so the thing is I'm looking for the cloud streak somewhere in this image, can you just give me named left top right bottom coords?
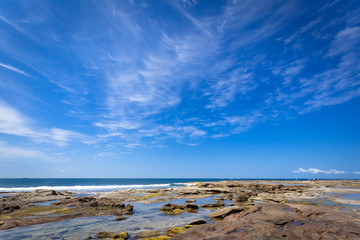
left=0, top=62, right=31, bottom=77
left=293, top=168, right=346, bottom=174
left=0, top=100, right=88, bottom=146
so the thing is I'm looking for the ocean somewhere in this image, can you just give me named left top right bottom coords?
left=0, top=178, right=231, bottom=193
left=0, top=178, right=307, bottom=193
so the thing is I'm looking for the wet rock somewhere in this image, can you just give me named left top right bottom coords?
left=166, top=226, right=186, bottom=237
left=209, top=206, right=244, bottom=219
left=97, top=231, right=128, bottom=239
left=143, top=235, right=171, bottom=240
left=185, top=199, right=196, bottom=203
left=185, top=203, right=199, bottom=213
left=213, top=196, right=225, bottom=202
left=97, top=231, right=112, bottom=238
left=115, top=215, right=126, bottom=221
left=185, top=203, right=198, bottom=209
left=200, top=202, right=225, bottom=209
left=124, top=204, right=134, bottom=215
left=233, top=193, right=251, bottom=202
left=135, top=230, right=160, bottom=238
left=0, top=204, right=21, bottom=214
left=0, top=221, right=4, bottom=225
left=223, top=194, right=233, bottom=200
left=111, top=231, right=128, bottom=239
left=126, top=204, right=134, bottom=211
left=34, top=189, right=58, bottom=195
left=187, top=219, right=206, bottom=225
left=197, top=183, right=217, bottom=188
left=160, top=203, right=185, bottom=215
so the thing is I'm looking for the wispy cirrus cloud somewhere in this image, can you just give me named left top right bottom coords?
left=1, top=0, right=359, bottom=148
left=0, top=141, right=70, bottom=162
left=293, top=168, right=346, bottom=174
left=0, top=141, right=46, bottom=159
left=0, top=100, right=88, bottom=146
left=0, top=62, right=31, bottom=77
left=88, top=0, right=360, bottom=146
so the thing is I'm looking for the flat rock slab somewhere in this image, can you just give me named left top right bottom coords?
left=200, top=203, right=225, bottom=209
left=209, top=206, right=244, bottom=219
left=135, top=230, right=160, bottom=238
left=172, top=203, right=360, bottom=240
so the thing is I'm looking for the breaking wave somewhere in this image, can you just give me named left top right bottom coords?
left=0, top=183, right=193, bottom=193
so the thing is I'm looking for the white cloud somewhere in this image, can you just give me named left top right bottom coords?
left=0, top=15, right=36, bottom=40
left=0, top=100, right=87, bottom=145
left=293, top=168, right=346, bottom=174
left=354, top=172, right=360, bottom=174
left=275, top=26, right=360, bottom=115
left=0, top=100, right=40, bottom=138
left=0, top=62, right=31, bottom=77
left=0, top=141, right=46, bottom=159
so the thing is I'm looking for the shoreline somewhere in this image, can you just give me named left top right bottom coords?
left=1, top=180, right=360, bottom=239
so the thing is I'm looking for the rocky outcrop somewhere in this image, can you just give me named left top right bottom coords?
left=0, top=192, right=134, bottom=230
left=166, top=226, right=186, bottom=237
left=115, top=215, right=126, bottom=221
left=209, top=206, right=244, bottom=219
left=184, top=219, right=207, bottom=228
left=172, top=203, right=360, bottom=240
left=200, top=202, right=225, bottom=209
left=159, top=203, right=199, bottom=215
left=160, top=203, right=185, bottom=216
left=187, top=219, right=206, bottom=225
left=135, top=230, right=160, bottom=238
left=233, top=192, right=253, bottom=203
left=97, top=231, right=128, bottom=239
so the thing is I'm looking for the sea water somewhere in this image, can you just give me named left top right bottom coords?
left=0, top=178, right=308, bottom=193
left=0, top=178, right=227, bottom=193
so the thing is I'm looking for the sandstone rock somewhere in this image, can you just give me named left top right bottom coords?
left=187, top=219, right=206, bottom=225
left=233, top=193, right=250, bottom=202
left=223, top=194, right=233, bottom=200
left=115, top=215, right=126, bottom=221
left=213, top=197, right=224, bottom=202
left=166, top=226, right=186, bottom=237
left=209, top=206, right=244, bottom=219
left=160, top=203, right=185, bottom=215
left=34, top=189, right=58, bottom=195
left=200, top=202, right=225, bottom=208
left=111, top=231, right=128, bottom=239
left=135, top=230, right=160, bottom=238
left=97, top=231, right=112, bottom=238
left=143, top=235, right=171, bottom=240
left=97, top=231, right=128, bottom=239
left=172, top=209, right=185, bottom=215
left=185, top=203, right=198, bottom=209
left=173, top=203, right=360, bottom=240
left=185, top=199, right=196, bottom=203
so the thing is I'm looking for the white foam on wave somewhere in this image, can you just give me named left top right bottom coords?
left=0, top=183, right=193, bottom=192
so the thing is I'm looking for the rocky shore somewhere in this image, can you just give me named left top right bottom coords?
left=0, top=180, right=359, bottom=239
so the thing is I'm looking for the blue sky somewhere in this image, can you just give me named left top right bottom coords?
left=0, top=0, right=359, bottom=178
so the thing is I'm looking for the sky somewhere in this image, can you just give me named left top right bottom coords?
left=0, top=0, right=359, bottom=178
